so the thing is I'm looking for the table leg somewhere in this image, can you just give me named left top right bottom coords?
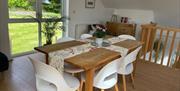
left=133, top=61, right=137, bottom=76
left=85, top=68, right=95, bottom=91
left=45, top=54, right=49, bottom=64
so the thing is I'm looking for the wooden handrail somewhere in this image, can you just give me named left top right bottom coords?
left=160, top=31, right=169, bottom=65
left=175, top=42, right=180, bottom=63
left=155, top=29, right=163, bottom=63
left=157, top=27, right=180, bottom=32
left=167, top=32, right=177, bottom=66
left=140, top=24, right=180, bottom=68
left=144, top=28, right=151, bottom=61
left=148, top=29, right=157, bottom=62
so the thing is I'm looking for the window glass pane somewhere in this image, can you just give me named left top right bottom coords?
left=42, top=0, right=61, bottom=18
left=9, top=23, right=38, bottom=54
left=42, top=22, right=63, bottom=45
left=8, top=0, right=36, bottom=18
left=8, top=0, right=64, bottom=56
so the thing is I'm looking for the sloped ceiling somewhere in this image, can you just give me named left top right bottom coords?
left=102, top=0, right=179, bottom=10
left=102, top=0, right=180, bottom=27
left=102, top=0, right=149, bottom=9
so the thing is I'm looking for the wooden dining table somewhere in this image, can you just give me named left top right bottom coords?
left=34, top=40, right=86, bottom=64
left=34, top=38, right=143, bottom=91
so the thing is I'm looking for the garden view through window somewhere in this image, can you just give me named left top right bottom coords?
left=8, top=0, right=63, bottom=55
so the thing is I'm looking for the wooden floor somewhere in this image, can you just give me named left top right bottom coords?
left=0, top=55, right=180, bottom=91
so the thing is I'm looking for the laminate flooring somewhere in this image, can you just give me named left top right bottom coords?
left=0, top=54, right=180, bottom=91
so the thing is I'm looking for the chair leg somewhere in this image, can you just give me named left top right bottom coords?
left=79, top=80, right=84, bottom=91
left=122, top=75, right=127, bottom=91
left=133, top=61, right=137, bottom=76
left=130, top=73, right=135, bottom=89
left=115, top=83, right=119, bottom=91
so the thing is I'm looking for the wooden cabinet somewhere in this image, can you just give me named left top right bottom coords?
left=106, top=22, right=136, bottom=36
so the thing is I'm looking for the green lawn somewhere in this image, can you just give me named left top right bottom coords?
left=9, top=9, right=60, bottom=18
left=9, top=10, right=62, bottom=55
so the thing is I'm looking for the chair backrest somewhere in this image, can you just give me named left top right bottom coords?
left=56, top=37, right=75, bottom=43
left=94, top=57, right=123, bottom=88
left=118, top=34, right=136, bottom=40
left=80, top=34, right=92, bottom=39
left=120, top=46, right=142, bottom=68
left=29, top=57, right=70, bottom=91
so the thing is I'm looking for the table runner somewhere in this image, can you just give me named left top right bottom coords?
left=107, top=37, right=126, bottom=44
left=49, top=37, right=128, bottom=73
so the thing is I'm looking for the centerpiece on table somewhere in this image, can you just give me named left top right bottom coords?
left=93, top=26, right=106, bottom=46
left=41, top=17, right=69, bottom=46
left=42, top=21, right=59, bottom=45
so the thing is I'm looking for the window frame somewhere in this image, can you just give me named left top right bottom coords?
left=8, top=0, right=65, bottom=56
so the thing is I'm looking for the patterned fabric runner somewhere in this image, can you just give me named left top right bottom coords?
left=104, top=45, right=128, bottom=56
left=49, top=37, right=128, bottom=73
left=107, top=37, right=127, bottom=44
left=49, top=43, right=94, bottom=73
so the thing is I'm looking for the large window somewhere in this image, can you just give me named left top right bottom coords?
left=8, top=0, right=63, bottom=55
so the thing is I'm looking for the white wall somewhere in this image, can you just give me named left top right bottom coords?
left=114, top=9, right=155, bottom=24
left=113, top=9, right=155, bottom=39
left=0, top=0, right=11, bottom=59
left=69, top=0, right=113, bottom=38
left=68, top=0, right=180, bottom=40
left=102, top=0, right=180, bottom=28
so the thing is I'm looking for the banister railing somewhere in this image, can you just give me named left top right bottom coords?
left=140, top=24, right=180, bottom=68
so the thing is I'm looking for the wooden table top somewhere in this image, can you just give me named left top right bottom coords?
left=65, top=48, right=121, bottom=70
left=113, top=39, right=143, bottom=52
left=34, top=40, right=86, bottom=54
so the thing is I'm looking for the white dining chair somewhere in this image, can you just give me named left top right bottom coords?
left=80, top=34, right=92, bottom=39
left=31, top=37, right=75, bottom=63
left=29, top=53, right=46, bottom=63
left=56, top=37, right=75, bottom=43
left=117, top=46, right=142, bottom=91
left=80, top=58, right=124, bottom=91
left=29, top=57, right=80, bottom=91
left=118, top=35, right=136, bottom=40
